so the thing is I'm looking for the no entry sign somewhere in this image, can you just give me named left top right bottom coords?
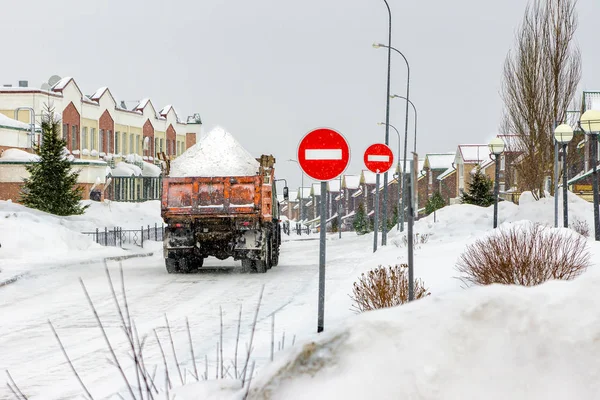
left=364, top=143, right=394, bottom=174
left=297, top=128, right=350, bottom=181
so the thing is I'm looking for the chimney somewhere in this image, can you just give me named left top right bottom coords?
left=18, top=80, right=28, bottom=88
left=120, top=101, right=127, bottom=110
left=3, top=84, right=12, bottom=87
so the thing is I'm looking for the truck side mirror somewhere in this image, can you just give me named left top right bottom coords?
left=283, top=186, right=289, bottom=201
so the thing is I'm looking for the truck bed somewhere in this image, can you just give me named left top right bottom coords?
left=161, top=175, right=272, bottom=219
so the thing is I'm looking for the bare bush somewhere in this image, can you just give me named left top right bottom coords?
left=570, top=217, right=590, bottom=238
left=456, top=222, right=591, bottom=286
left=350, top=264, right=430, bottom=313
left=394, top=232, right=431, bottom=248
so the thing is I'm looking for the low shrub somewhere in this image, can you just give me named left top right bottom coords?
left=350, top=264, right=430, bottom=313
left=456, top=222, right=591, bottom=287
left=570, top=217, right=590, bottom=238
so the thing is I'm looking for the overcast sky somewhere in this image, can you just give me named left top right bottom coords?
left=3, top=0, right=599, bottom=190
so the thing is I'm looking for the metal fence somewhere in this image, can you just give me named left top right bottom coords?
left=282, top=221, right=310, bottom=236
left=104, top=175, right=163, bottom=202
left=82, top=223, right=165, bottom=248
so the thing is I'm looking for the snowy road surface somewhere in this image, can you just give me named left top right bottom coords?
left=0, top=232, right=379, bottom=399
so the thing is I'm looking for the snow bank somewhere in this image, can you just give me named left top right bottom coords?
left=0, top=148, right=40, bottom=162
left=169, top=126, right=260, bottom=177
left=0, top=113, right=31, bottom=130
left=248, top=270, right=600, bottom=400
left=111, top=161, right=142, bottom=177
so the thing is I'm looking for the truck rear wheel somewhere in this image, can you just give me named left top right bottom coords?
left=165, top=253, right=203, bottom=274
left=254, top=259, right=267, bottom=273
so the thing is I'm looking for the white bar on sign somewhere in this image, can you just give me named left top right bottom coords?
left=368, top=155, right=390, bottom=162
left=305, top=149, right=343, bottom=160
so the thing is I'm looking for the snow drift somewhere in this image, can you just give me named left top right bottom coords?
left=246, top=270, right=600, bottom=400
left=169, top=126, right=260, bottom=177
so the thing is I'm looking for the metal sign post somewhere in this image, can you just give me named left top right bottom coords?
left=297, top=127, right=350, bottom=333
left=364, top=143, right=394, bottom=253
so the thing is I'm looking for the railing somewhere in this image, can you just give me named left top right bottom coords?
left=82, top=223, right=165, bottom=248
left=104, top=175, right=163, bottom=202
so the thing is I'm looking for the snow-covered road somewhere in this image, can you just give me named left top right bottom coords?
left=0, top=232, right=374, bottom=399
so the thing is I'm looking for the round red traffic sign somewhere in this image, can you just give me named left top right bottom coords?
left=297, top=128, right=350, bottom=181
left=364, top=143, right=394, bottom=174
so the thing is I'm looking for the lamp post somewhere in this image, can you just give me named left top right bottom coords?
left=287, top=159, right=304, bottom=235
left=488, top=137, right=505, bottom=229
left=391, top=94, right=418, bottom=221
left=373, top=43, right=410, bottom=239
left=554, top=124, right=574, bottom=228
left=580, top=110, right=600, bottom=241
left=378, top=122, right=401, bottom=230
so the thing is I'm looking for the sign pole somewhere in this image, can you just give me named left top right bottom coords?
left=318, top=180, right=327, bottom=333
left=296, top=127, right=350, bottom=333
left=373, top=173, right=380, bottom=253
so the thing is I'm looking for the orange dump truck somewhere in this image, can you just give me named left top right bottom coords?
left=160, top=155, right=288, bottom=273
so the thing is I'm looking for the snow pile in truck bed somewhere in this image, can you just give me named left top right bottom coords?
left=169, top=126, right=260, bottom=177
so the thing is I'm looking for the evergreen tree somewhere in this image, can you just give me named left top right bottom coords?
left=353, top=202, right=371, bottom=235
left=460, top=167, right=495, bottom=207
left=387, top=204, right=399, bottom=230
left=21, top=107, right=88, bottom=216
left=425, top=191, right=446, bottom=215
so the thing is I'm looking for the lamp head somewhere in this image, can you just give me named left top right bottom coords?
left=580, top=110, right=600, bottom=135
left=554, top=123, right=574, bottom=144
left=488, top=137, right=505, bottom=155
left=372, top=43, right=384, bottom=49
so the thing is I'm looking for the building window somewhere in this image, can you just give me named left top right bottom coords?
left=428, top=171, right=432, bottom=185
left=63, top=124, right=68, bottom=140
left=99, top=129, right=104, bottom=153
left=71, top=125, right=77, bottom=151
left=155, top=138, right=159, bottom=156
left=122, top=132, right=127, bottom=153
left=91, top=128, right=96, bottom=150
left=115, top=131, right=120, bottom=154
left=107, top=130, right=112, bottom=153
left=136, top=135, right=140, bottom=154
left=82, top=127, right=88, bottom=149
left=129, top=135, right=134, bottom=155
left=160, top=138, right=164, bottom=153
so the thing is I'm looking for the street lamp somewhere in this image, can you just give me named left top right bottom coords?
left=378, top=121, right=401, bottom=230
left=374, top=0, right=392, bottom=248
left=489, top=137, right=505, bottom=229
left=287, top=159, right=304, bottom=235
left=554, top=124, right=574, bottom=228
left=373, top=42, right=410, bottom=241
left=579, top=110, right=600, bottom=241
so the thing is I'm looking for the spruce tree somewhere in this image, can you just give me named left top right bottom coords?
left=460, top=167, right=495, bottom=207
left=425, top=191, right=446, bottom=215
left=20, top=107, right=88, bottom=216
left=353, top=202, right=370, bottom=235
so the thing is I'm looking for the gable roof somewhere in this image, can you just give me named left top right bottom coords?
left=328, top=180, right=341, bottom=192
left=91, top=87, right=109, bottom=101
left=51, top=76, right=75, bottom=92
left=424, top=153, right=455, bottom=170
left=437, top=166, right=456, bottom=181
left=343, top=175, right=361, bottom=190
left=134, top=98, right=151, bottom=111
left=361, top=170, right=378, bottom=185
left=457, top=144, right=489, bottom=163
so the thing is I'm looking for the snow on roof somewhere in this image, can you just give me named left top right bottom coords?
left=0, top=148, right=40, bottom=162
left=0, top=113, right=32, bottom=130
left=135, top=98, right=151, bottom=111
left=297, top=187, right=311, bottom=199
left=344, top=175, right=361, bottom=189
left=141, top=161, right=162, bottom=177
left=328, top=180, right=341, bottom=192
left=362, top=170, right=377, bottom=185
left=111, top=161, right=142, bottom=177
left=399, top=158, right=425, bottom=174
left=458, top=145, right=489, bottom=163
left=311, top=183, right=322, bottom=196
left=426, top=153, right=455, bottom=170
left=91, top=86, right=108, bottom=100
left=169, top=126, right=260, bottom=178
left=51, top=76, right=73, bottom=91
left=159, top=104, right=174, bottom=116
left=437, top=166, right=456, bottom=181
